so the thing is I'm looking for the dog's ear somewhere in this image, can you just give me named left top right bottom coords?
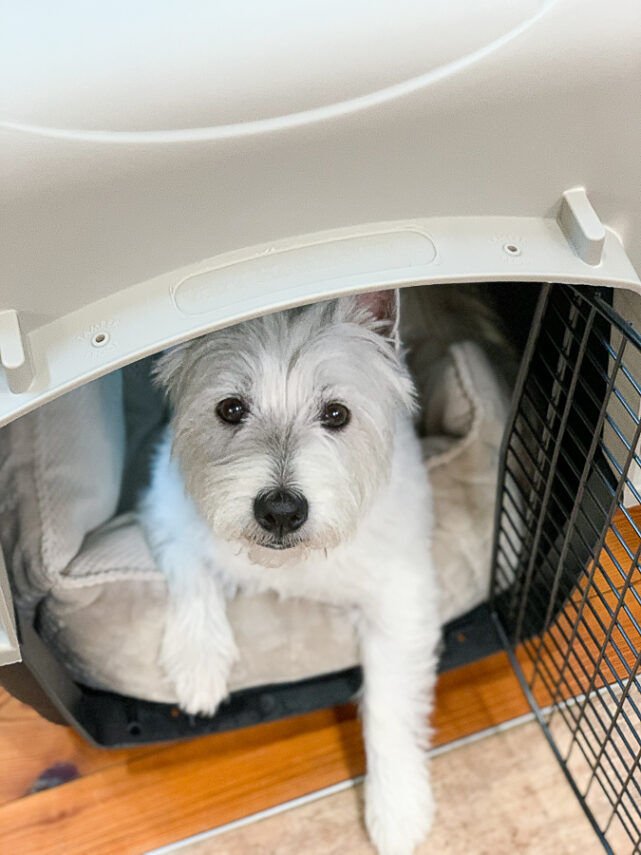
left=354, top=289, right=401, bottom=353
left=152, top=340, right=193, bottom=397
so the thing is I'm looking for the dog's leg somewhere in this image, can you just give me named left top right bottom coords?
left=157, top=543, right=238, bottom=717
left=358, top=580, right=439, bottom=855
left=141, top=435, right=238, bottom=717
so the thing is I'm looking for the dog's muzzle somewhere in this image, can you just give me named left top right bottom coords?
left=253, top=488, right=308, bottom=545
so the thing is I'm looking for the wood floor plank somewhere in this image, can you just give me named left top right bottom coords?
left=0, top=715, right=366, bottom=855
left=432, top=650, right=530, bottom=744
left=0, top=700, right=356, bottom=808
left=0, top=690, right=152, bottom=807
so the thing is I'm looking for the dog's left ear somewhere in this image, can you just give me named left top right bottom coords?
left=355, top=289, right=401, bottom=353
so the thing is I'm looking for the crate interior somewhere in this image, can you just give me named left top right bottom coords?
left=2, top=281, right=541, bottom=747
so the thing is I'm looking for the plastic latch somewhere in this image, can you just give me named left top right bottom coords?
left=0, top=309, right=34, bottom=394
left=558, top=188, right=606, bottom=266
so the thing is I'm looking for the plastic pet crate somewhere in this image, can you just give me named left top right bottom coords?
left=3, top=2, right=641, bottom=847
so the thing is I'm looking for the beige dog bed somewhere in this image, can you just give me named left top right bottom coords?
left=0, top=288, right=514, bottom=705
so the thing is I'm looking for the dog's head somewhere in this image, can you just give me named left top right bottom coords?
left=155, top=291, right=415, bottom=562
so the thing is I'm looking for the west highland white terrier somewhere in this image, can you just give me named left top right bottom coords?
left=141, top=290, right=440, bottom=855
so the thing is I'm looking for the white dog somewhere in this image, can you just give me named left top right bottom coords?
left=141, top=290, right=440, bottom=855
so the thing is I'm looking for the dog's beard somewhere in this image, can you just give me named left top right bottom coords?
left=244, top=527, right=306, bottom=556
left=244, top=540, right=312, bottom=568
left=223, top=520, right=350, bottom=569
left=240, top=524, right=340, bottom=568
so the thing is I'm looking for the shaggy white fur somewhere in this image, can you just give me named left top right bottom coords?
left=140, top=291, right=440, bottom=855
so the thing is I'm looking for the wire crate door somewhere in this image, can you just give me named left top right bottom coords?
left=491, top=283, right=641, bottom=855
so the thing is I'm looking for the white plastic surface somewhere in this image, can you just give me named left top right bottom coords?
left=1, top=0, right=641, bottom=422
left=1, top=1, right=544, bottom=133
left=0, top=547, right=20, bottom=666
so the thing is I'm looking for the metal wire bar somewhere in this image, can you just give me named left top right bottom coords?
left=505, top=421, right=641, bottom=629
left=548, top=341, right=641, bottom=718
left=531, top=333, right=627, bottom=688
left=565, top=544, right=641, bottom=765
left=523, top=540, right=641, bottom=706
left=498, top=503, right=641, bottom=671
left=588, top=648, right=641, bottom=802
left=519, top=597, right=641, bottom=760
left=491, top=284, right=641, bottom=854
left=492, top=614, right=617, bottom=855
left=513, top=576, right=641, bottom=756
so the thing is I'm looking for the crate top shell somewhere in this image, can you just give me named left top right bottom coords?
left=1, top=0, right=641, bottom=424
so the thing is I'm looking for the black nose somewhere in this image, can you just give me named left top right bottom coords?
left=254, top=489, right=308, bottom=536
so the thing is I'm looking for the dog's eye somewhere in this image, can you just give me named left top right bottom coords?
left=320, top=402, right=350, bottom=430
left=216, top=397, right=247, bottom=425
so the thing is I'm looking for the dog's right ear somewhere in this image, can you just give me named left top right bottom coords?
left=152, top=341, right=193, bottom=396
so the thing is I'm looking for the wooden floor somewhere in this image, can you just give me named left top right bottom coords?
left=0, top=650, right=531, bottom=855
left=2, top=507, right=640, bottom=854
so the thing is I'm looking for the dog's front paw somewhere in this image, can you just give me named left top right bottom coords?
left=364, top=763, right=434, bottom=855
left=160, top=625, right=238, bottom=717
left=168, top=660, right=230, bottom=717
